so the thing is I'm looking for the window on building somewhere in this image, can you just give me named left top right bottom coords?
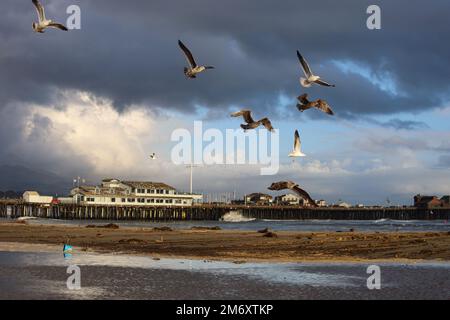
left=165, top=199, right=172, bottom=204
left=111, top=198, right=116, bottom=203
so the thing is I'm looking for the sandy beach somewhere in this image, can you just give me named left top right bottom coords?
left=0, top=222, right=449, bottom=262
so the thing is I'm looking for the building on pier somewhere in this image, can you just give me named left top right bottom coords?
left=23, top=191, right=54, bottom=204
left=70, top=178, right=202, bottom=206
left=244, top=193, right=273, bottom=205
left=274, top=193, right=303, bottom=206
left=315, top=199, right=328, bottom=207
left=414, top=194, right=450, bottom=209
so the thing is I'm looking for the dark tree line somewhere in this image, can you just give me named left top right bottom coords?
left=0, top=191, right=22, bottom=199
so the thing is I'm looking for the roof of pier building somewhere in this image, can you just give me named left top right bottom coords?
left=122, top=181, right=176, bottom=191
left=246, top=193, right=272, bottom=198
left=74, top=186, right=131, bottom=197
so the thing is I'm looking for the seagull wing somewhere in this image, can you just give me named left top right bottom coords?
left=178, top=40, right=197, bottom=68
left=317, top=100, right=334, bottom=115
left=49, top=22, right=68, bottom=31
left=291, top=185, right=318, bottom=207
left=260, top=118, right=274, bottom=132
left=293, top=130, right=301, bottom=152
left=268, top=181, right=289, bottom=191
left=32, top=0, right=45, bottom=22
left=231, top=110, right=255, bottom=124
left=297, top=51, right=312, bottom=78
left=314, top=79, right=335, bottom=87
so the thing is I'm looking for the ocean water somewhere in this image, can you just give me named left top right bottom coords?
left=2, top=213, right=449, bottom=233
left=0, top=251, right=448, bottom=300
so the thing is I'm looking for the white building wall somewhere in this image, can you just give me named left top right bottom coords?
left=23, top=192, right=53, bottom=204
left=77, top=194, right=197, bottom=206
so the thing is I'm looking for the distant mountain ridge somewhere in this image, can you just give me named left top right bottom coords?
left=0, top=165, right=70, bottom=195
left=0, top=190, right=22, bottom=199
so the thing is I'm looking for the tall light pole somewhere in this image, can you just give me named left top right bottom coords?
left=185, top=164, right=199, bottom=194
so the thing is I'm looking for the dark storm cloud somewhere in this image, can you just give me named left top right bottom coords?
left=1, top=0, right=450, bottom=115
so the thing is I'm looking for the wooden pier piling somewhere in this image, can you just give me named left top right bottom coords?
left=0, top=203, right=449, bottom=221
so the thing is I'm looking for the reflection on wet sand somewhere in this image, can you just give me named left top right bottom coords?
left=0, top=250, right=449, bottom=300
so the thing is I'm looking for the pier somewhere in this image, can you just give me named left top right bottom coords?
left=1, top=203, right=449, bottom=221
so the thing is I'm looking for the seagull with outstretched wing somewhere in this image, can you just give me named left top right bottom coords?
left=231, top=110, right=274, bottom=132
left=178, top=40, right=214, bottom=79
left=296, top=94, right=334, bottom=115
left=32, top=0, right=68, bottom=33
left=297, top=51, right=335, bottom=88
left=268, top=181, right=318, bottom=207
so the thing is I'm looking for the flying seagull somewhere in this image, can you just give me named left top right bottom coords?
left=149, top=153, right=157, bottom=160
left=231, top=110, right=274, bottom=132
left=178, top=40, right=214, bottom=79
left=32, top=0, right=68, bottom=33
left=289, top=130, right=306, bottom=158
left=297, top=51, right=335, bottom=88
left=268, top=181, right=318, bottom=207
left=297, top=94, right=334, bottom=115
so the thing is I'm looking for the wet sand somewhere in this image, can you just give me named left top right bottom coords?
left=0, top=222, right=449, bottom=262
left=1, top=253, right=449, bottom=300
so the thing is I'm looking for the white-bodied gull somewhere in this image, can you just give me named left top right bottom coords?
left=178, top=40, right=214, bottom=79
left=32, top=0, right=68, bottom=33
left=289, top=130, right=306, bottom=158
left=297, top=51, right=335, bottom=88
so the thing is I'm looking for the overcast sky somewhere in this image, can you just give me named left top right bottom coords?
left=1, top=0, right=449, bottom=204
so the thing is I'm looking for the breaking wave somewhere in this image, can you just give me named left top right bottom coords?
left=221, top=211, right=256, bottom=222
